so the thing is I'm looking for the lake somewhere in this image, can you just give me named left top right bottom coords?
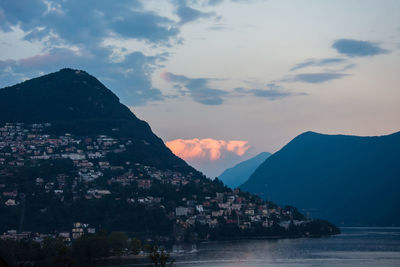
left=99, top=227, right=400, bottom=266
left=173, top=227, right=400, bottom=266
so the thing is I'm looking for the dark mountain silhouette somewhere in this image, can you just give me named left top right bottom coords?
left=219, top=152, right=271, bottom=188
left=240, top=131, right=400, bottom=226
left=0, top=68, right=194, bottom=172
left=0, top=70, right=339, bottom=240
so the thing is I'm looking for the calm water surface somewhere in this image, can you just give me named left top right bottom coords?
left=101, top=228, right=400, bottom=266
left=173, top=227, right=400, bottom=266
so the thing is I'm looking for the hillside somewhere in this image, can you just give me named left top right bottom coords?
left=0, top=70, right=338, bottom=241
left=240, top=131, right=400, bottom=226
left=0, top=68, right=194, bottom=173
left=219, top=152, right=271, bottom=188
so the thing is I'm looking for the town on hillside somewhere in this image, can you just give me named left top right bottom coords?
left=0, top=122, right=332, bottom=244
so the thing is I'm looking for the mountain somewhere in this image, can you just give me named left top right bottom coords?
left=240, top=131, right=400, bottom=226
left=219, top=152, right=271, bottom=188
left=0, top=70, right=338, bottom=241
left=0, top=68, right=194, bottom=173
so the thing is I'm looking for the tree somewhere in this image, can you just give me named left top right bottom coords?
left=108, top=232, right=128, bottom=256
left=42, top=237, right=72, bottom=267
left=147, top=245, right=175, bottom=267
left=72, top=233, right=109, bottom=263
left=130, top=238, right=142, bottom=255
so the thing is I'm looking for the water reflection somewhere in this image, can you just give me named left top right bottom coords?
left=96, top=228, right=400, bottom=266
left=174, top=228, right=400, bottom=267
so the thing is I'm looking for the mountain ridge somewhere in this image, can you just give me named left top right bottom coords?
left=0, top=68, right=135, bottom=122
left=240, top=130, right=400, bottom=226
left=0, top=68, right=196, bottom=173
left=0, top=69, right=339, bottom=241
left=219, top=152, right=271, bottom=188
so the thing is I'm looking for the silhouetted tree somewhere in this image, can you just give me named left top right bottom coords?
left=147, top=245, right=175, bottom=267
left=108, top=232, right=128, bottom=256
left=130, top=238, right=142, bottom=255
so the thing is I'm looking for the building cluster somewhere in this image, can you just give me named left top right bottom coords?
left=0, top=123, right=194, bottom=203
left=0, top=123, right=305, bottom=241
left=173, top=190, right=290, bottom=231
left=0, top=222, right=95, bottom=243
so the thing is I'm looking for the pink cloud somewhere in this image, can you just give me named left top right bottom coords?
left=166, top=138, right=250, bottom=161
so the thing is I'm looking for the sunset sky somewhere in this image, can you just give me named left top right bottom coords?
left=1, top=0, right=399, bottom=177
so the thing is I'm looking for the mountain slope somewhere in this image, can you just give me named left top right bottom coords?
left=0, top=69, right=339, bottom=239
left=240, top=131, right=400, bottom=226
left=219, top=152, right=271, bottom=188
left=0, top=68, right=194, bottom=173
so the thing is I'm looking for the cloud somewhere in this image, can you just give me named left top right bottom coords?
left=161, top=71, right=228, bottom=105
left=287, top=73, right=348, bottom=84
left=166, top=138, right=250, bottom=161
left=332, top=39, right=389, bottom=57
left=207, top=0, right=225, bottom=6
left=208, top=23, right=230, bottom=31
left=166, top=137, right=253, bottom=178
left=0, top=47, right=164, bottom=106
left=163, top=72, right=305, bottom=103
left=0, top=0, right=221, bottom=105
left=249, top=83, right=306, bottom=100
left=250, top=89, right=294, bottom=99
left=290, top=58, right=348, bottom=71
left=0, top=0, right=272, bottom=106
left=285, top=39, right=388, bottom=86
left=176, top=2, right=215, bottom=25
left=110, top=11, right=179, bottom=42
left=235, top=83, right=306, bottom=100
left=0, top=0, right=181, bottom=44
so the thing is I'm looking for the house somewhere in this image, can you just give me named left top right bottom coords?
left=208, top=219, right=218, bottom=228
left=212, top=210, right=223, bottom=217
left=279, top=221, right=291, bottom=230
left=72, top=222, right=91, bottom=239
left=176, top=206, right=189, bottom=216
left=95, top=189, right=111, bottom=195
left=218, top=203, right=229, bottom=209
left=59, top=232, right=71, bottom=242
left=231, top=204, right=241, bottom=210
left=138, top=179, right=152, bottom=189
left=239, top=222, right=251, bottom=230
left=62, top=153, right=86, bottom=160
left=245, top=209, right=255, bottom=215
left=72, top=228, right=84, bottom=239
left=262, top=220, right=271, bottom=228
left=227, top=196, right=235, bottom=203
left=3, top=191, right=17, bottom=197
left=195, top=205, right=204, bottom=213
left=5, top=199, right=17, bottom=206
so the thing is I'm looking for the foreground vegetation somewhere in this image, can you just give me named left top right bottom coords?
left=0, top=232, right=176, bottom=267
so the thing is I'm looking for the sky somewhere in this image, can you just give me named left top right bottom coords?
left=0, top=0, right=399, bottom=177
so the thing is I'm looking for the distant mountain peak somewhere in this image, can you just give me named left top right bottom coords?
left=219, top=152, right=271, bottom=189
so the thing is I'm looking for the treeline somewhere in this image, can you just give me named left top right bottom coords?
left=0, top=232, right=173, bottom=267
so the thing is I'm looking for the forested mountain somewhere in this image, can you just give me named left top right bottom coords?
left=241, top=131, right=400, bottom=226
left=0, top=70, right=338, bottom=241
left=0, top=68, right=193, bottom=173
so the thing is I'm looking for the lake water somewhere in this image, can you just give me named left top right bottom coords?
left=173, top=227, right=400, bottom=266
left=100, top=228, right=400, bottom=266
